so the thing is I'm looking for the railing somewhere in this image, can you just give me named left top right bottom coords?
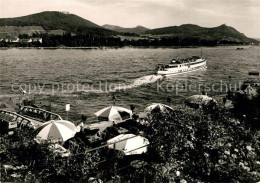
left=0, top=109, right=37, bottom=129
left=18, top=106, right=62, bottom=122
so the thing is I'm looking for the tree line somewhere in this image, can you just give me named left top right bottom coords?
left=0, top=32, right=252, bottom=47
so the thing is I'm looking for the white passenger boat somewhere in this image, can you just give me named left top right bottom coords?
left=157, top=56, right=207, bottom=76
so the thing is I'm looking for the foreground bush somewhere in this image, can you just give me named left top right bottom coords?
left=233, top=88, right=260, bottom=129
left=1, top=104, right=259, bottom=182
left=0, top=128, right=101, bottom=182
left=138, top=106, right=260, bottom=182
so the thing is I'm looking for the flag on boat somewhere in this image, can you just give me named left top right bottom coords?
left=94, top=106, right=132, bottom=123
left=107, top=134, right=149, bottom=155
left=34, top=120, right=77, bottom=142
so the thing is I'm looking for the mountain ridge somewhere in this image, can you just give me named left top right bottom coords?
left=102, top=24, right=149, bottom=34
left=0, top=11, right=258, bottom=46
left=145, top=24, right=257, bottom=43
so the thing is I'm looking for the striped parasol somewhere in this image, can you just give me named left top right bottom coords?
left=185, top=95, right=216, bottom=108
left=144, top=103, right=173, bottom=113
left=34, top=120, right=77, bottom=142
left=94, top=106, right=132, bottom=123
left=107, top=134, right=149, bottom=155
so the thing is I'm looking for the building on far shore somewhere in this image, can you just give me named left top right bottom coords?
left=0, top=37, right=42, bottom=43
left=0, top=37, right=20, bottom=42
left=27, top=38, right=43, bottom=43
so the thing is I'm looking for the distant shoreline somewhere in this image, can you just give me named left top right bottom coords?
left=0, top=45, right=258, bottom=50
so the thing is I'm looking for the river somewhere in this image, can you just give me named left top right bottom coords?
left=0, top=46, right=259, bottom=121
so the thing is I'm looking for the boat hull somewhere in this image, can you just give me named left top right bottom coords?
left=157, top=59, right=207, bottom=76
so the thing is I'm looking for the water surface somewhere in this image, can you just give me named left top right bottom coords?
left=0, top=46, right=259, bottom=121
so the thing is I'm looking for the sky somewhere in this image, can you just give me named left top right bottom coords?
left=0, top=0, right=259, bottom=38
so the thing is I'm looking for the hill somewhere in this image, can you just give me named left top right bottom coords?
left=102, top=24, right=149, bottom=35
left=0, top=26, right=46, bottom=39
left=146, top=24, right=204, bottom=35
left=0, top=11, right=114, bottom=35
left=145, top=24, right=258, bottom=44
left=0, top=12, right=258, bottom=46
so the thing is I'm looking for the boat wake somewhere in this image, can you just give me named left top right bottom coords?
left=1, top=75, right=164, bottom=97
left=114, top=74, right=163, bottom=90
left=54, top=74, right=163, bottom=94
left=74, top=74, right=163, bottom=94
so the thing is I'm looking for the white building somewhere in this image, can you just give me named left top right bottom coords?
left=27, top=38, right=42, bottom=43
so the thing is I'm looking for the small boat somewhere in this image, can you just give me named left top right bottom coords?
left=156, top=56, right=207, bottom=76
